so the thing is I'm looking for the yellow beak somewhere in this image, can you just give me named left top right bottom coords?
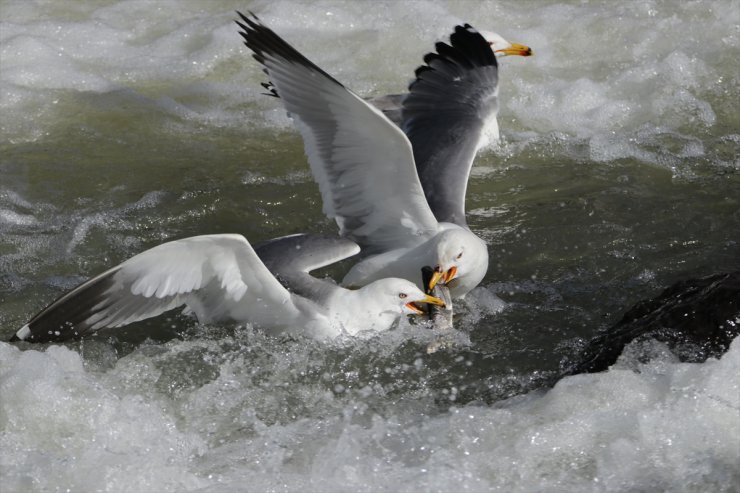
left=495, top=43, right=533, bottom=57
left=405, top=294, right=446, bottom=314
left=427, top=266, right=459, bottom=291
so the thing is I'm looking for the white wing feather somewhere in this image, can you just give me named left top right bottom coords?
left=14, top=234, right=306, bottom=341
left=238, top=14, right=440, bottom=254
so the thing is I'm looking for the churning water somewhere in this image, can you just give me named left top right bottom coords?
left=1, top=1, right=739, bottom=491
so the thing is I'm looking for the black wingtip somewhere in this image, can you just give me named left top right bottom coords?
left=408, top=22, right=497, bottom=92
left=234, top=9, right=345, bottom=94
left=14, top=268, right=120, bottom=343
left=236, top=10, right=260, bottom=26
left=449, top=23, right=497, bottom=66
left=261, top=81, right=279, bottom=98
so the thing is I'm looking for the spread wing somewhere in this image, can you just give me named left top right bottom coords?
left=366, top=93, right=405, bottom=126
left=255, top=233, right=359, bottom=303
left=236, top=12, right=440, bottom=254
left=402, top=24, right=500, bottom=227
left=12, top=234, right=302, bottom=342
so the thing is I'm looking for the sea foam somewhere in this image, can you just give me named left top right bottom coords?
left=1, top=336, right=738, bottom=492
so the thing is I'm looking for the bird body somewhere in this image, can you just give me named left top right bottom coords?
left=12, top=234, right=443, bottom=343
left=11, top=15, right=533, bottom=343
left=343, top=223, right=488, bottom=298
left=237, top=13, right=493, bottom=299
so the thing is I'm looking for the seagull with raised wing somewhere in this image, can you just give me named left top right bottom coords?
left=375, top=25, right=531, bottom=226
left=11, top=234, right=443, bottom=343
left=369, top=27, right=531, bottom=144
left=236, top=12, right=490, bottom=298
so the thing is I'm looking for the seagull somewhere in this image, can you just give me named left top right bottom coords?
left=10, top=234, right=444, bottom=343
left=237, top=12, right=490, bottom=298
left=257, top=22, right=531, bottom=227
left=369, top=27, right=532, bottom=138
left=371, top=25, right=531, bottom=226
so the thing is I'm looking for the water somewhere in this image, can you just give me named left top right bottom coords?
left=1, top=0, right=739, bottom=491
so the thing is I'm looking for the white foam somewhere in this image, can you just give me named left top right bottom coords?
left=1, top=336, right=737, bottom=492
left=2, top=0, right=736, bottom=172
left=0, top=343, right=209, bottom=492
left=0, top=209, right=38, bottom=227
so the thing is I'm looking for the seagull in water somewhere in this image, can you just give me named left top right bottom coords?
left=237, top=12, right=497, bottom=298
left=10, top=234, right=443, bottom=343
left=370, top=25, right=532, bottom=226
left=370, top=27, right=532, bottom=148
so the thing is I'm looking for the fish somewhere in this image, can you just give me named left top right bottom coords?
left=422, top=265, right=454, bottom=330
left=421, top=266, right=455, bottom=353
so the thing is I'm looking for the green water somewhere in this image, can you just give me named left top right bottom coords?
left=2, top=92, right=738, bottom=401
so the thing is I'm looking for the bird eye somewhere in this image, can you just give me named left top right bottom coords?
left=456, top=252, right=463, bottom=260
left=399, top=293, right=407, bottom=299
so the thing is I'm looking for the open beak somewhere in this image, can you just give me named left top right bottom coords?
left=427, top=266, right=459, bottom=291
left=405, top=294, right=446, bottom=314
left=495, top=43, right=533, bottom=57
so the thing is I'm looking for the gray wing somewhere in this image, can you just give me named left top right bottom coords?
left=12, top=234, right=301, bottom=342
left=236, top=12, right=440, bottom=254
left=255, top=233, right=360, bottom=304
left=366, top=93, right=406, bottom=126
left=402, top=24, right=499, bottom=227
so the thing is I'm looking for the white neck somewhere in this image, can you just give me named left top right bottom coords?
left=326, top=287, right=401, bottom=336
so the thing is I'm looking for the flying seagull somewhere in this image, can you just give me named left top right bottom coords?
left=11, top=234, right=443, bottom=343
left=236, top=12, right=489, bottom=298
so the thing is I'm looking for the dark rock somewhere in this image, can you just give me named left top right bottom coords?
left=567, top=271, right=740, bottom=375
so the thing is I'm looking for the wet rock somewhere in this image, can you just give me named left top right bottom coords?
left=567, top=271, right=740, bottom=375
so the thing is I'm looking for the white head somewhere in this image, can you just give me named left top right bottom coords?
left=365, top=278, right=446, bottom=315
left=480, top=30, right=533, bottom=57
left=429, top=229, right=489, bottom=295
left=333, top=278, right=445, bottom=336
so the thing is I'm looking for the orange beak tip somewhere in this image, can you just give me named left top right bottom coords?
left=496, top=43, right=533, bottom=57
left=444, top=266, right=458, bottom=284
left=405, top=302, right=424, bottom=314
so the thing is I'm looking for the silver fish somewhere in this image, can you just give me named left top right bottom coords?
left=421, top=266, right=455, bottom=353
